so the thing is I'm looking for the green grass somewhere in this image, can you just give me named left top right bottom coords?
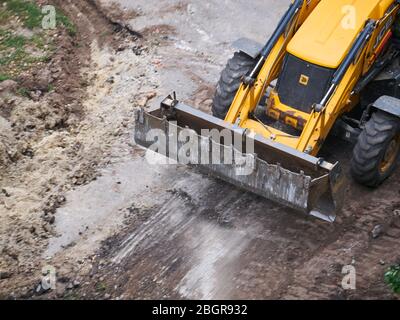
left=2, top=34, right=26, bottom=48
left=47, top=83, right=54, bottom=92
left=16, top=86, right=29, bottom=97
left=0, top=29, right=27, bottom=49
left=95, top=282, right=107, bottom=292
left=0, top=48, right=27, bottom=66
left=0, top=28, right=8, bottom=37
left=0, top=28, right=50, bottom=75
left=0, top=2, right=11, bottom=21
left=2, top=0, right=43, bottom=29
left=385, top=265, right=400, bottom=294
left=0, top=74, right=10, bottom=81
left=63, top=292, right=81, bottom=300
left=0, top=1, right=77, bottom=80
left=0, top=1, right=76, bottom=35
left=30, top=33, right=53, bottom=50
left=56, top=12, right=77, bottom=36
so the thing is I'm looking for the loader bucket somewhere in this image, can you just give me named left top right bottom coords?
left=134, top=95, right=346, bottom=222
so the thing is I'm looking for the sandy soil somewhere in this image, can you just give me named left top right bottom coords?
left=0, top=0, right=399, bottom=300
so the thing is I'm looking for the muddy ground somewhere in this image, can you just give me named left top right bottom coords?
left=0, top=0, right=400, bottom=300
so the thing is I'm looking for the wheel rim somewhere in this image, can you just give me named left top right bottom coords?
left=379, top=134, right=400, bottom=174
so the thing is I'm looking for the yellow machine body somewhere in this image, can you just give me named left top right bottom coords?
left=225, top=0, right=399, bottom=157
left=288, top=0, right=394, bottom=68
left=135, top=0, right=400, bottom=222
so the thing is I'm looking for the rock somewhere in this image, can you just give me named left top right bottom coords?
left=121, top=118, right=129, bottom=128
left=203, top=99, right=213, bottom=107
left=29, top=90, right=42, bottom=101
left=106, top=76, right=115, bottom=84
left=113, top=128, right=122, bottom=136
left=66, top=283, right=74, bottom=290
left=379, top=260, right=386, bottom=265
left=372, top=224, right=384, bottom=239
left=73, top=280, right=80, bottom=288
left=104, top=293, right=111, bottom=300
left=0, top=80, right=18, bottom=94
left=48, top=215, right=56, bottom=224
left=117, top=44, right=129, bottom=52
left=137, top=91, right=157, bottom=107
left=146, top=91, right=157, bottom=100
left=1, top=188, right=10, bottom=197
left=42, top=213, right=55, bottom=224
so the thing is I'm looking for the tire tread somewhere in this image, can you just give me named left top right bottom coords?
left=351, top=111, right=400, bottom=187
left=212, top=52, right=256, bottom=119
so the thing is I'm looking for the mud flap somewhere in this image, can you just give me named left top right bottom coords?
left=134, top=96, right=346, bottom=222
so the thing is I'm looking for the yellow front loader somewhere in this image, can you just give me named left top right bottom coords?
left=135, top=0, right=400, bottom=222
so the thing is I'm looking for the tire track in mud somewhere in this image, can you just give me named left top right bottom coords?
left=282, top=174, right=400, bottom=299
left=92, top=162, right=348, bottom=299
left=85, top=161, right=400, bottom=299
left=48, top=135, right=399, bottom=300
left=108, top=175, right=255, bottom=299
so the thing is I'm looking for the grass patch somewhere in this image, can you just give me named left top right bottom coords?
left=0, top=1, right=77, bottom=35
left=30, top=33, right=45, bottom=49
left=0, top=1, right=77, bottom=80
left=385, top=265, right=400, bottom=294
left=95, top=282, right=107, bottom=292
left=0, top=47, right=28, bottom=66
left=56, top=11, right=77, bottom=36
left=63, top=292, right=81, bottom=300
left=3, top=34, right=26, bottom=48
left=0, top=74, right=10, bottom=81
left=0, top=28, right=46, bottom=75
left=0, top=29, right=27, bottom=49
left=0, top=8, right=10, bottom=22
left=24, top=54, right=51, bottom=64
left=16, top=86, right=29, bottom=97
left=2, top=0, right=43, bottom=29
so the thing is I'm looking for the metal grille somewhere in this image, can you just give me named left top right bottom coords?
left=277, top=54, right=335, bottom=113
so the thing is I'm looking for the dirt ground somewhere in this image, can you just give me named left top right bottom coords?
left=0, top=0, right=400, bottom=300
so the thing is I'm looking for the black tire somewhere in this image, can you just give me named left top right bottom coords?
left=212, top=52, right=256, bottom=119
left=351, top=111, right=400, bottom=187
